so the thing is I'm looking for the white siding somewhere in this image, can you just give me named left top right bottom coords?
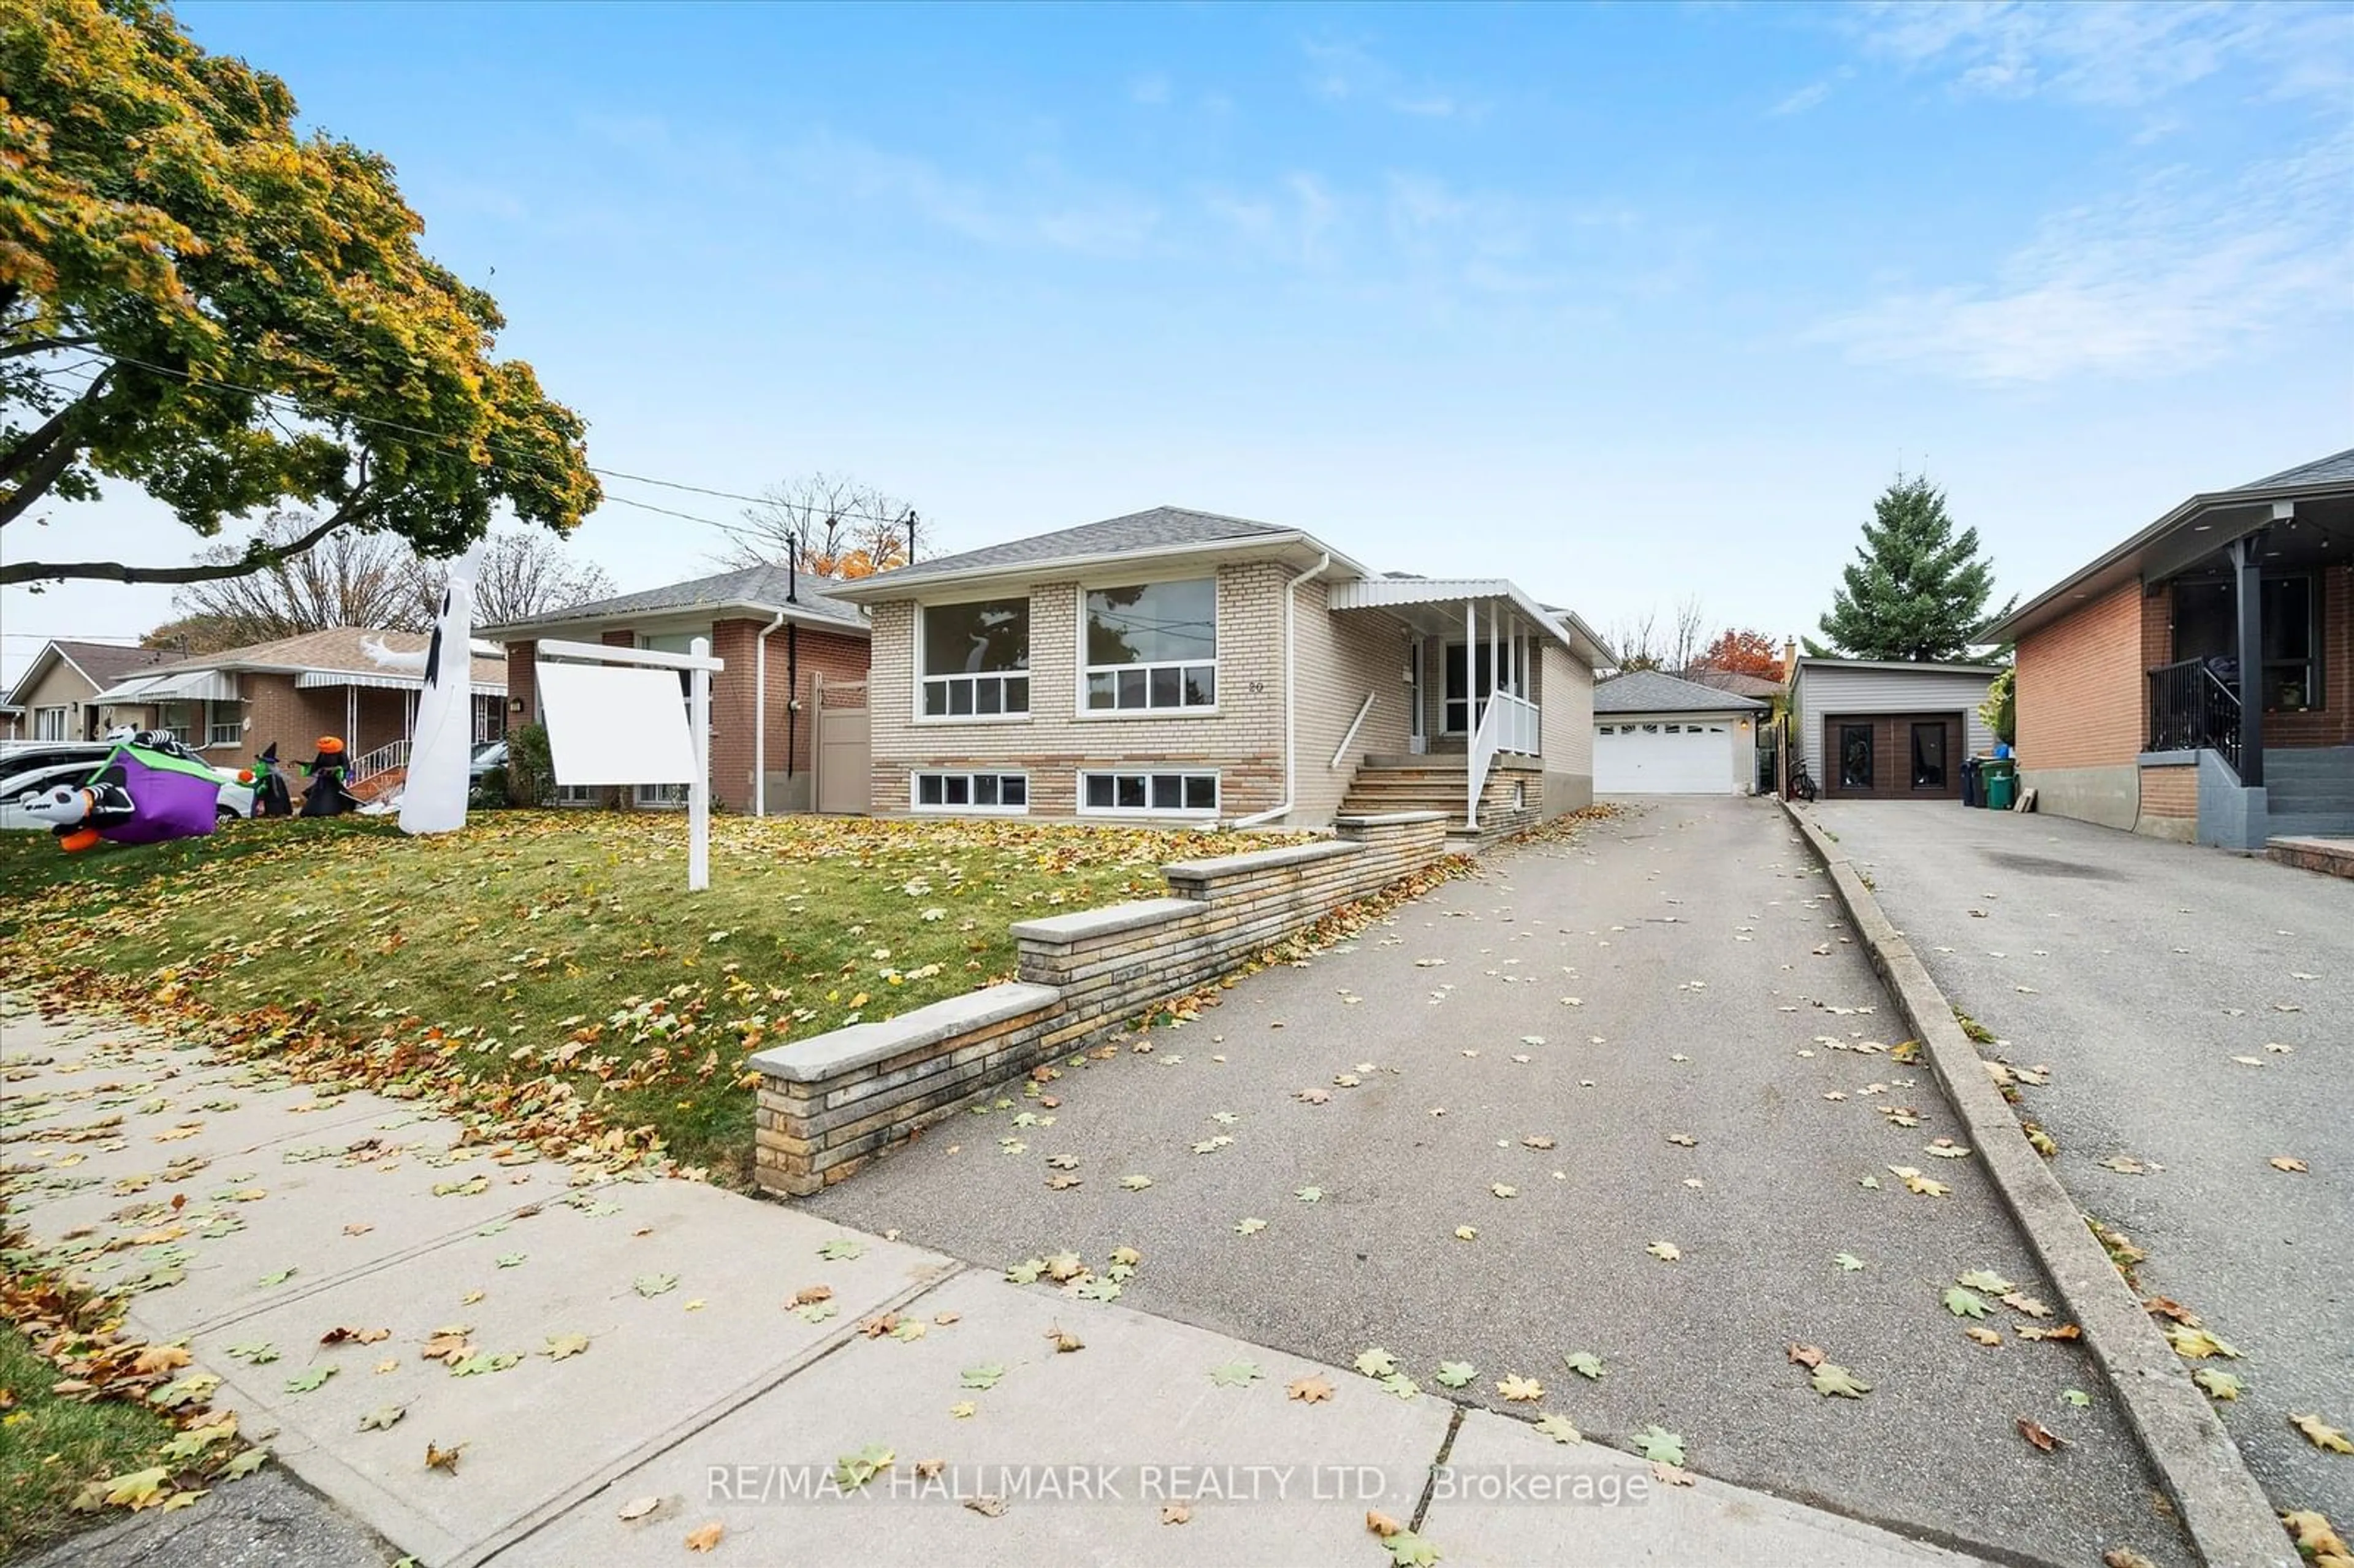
left=1791, top=664, right=2000, bottom=774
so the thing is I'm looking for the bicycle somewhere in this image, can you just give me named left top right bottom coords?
left=1788, top=759, right=1819, bottom=802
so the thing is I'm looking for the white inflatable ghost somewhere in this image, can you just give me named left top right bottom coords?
left=397, top=544, right=484, bottom=835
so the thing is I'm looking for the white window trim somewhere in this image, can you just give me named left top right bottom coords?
left=915, top=596, right=1032, bottom=725
left=1441, top=634, right=1534, bottom=736
left=1075, top=579, right=1220, bottom=718
left=32, top=706, right=70, bottom=740
left=1074, top=768, right=1221, bottom=818
left=206, top=700, right=243, bottom=749
left=908, top=769, right=1031, bottom=815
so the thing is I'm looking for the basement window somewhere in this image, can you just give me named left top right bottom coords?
left=1077, top=771, right=1218, bottom=816
left=912, top=771, right=1029, bottom=813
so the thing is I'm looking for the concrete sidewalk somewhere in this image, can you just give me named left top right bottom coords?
left=1, top=1000, right=1989, bottom=1568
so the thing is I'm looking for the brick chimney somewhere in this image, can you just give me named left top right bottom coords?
left=1781, top=638, right=1799, bottom=679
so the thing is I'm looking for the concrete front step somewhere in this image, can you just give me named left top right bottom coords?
left=2266, top=835, right=2354, bottom=879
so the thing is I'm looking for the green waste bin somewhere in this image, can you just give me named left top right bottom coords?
left=1983, top=758, right=2016, bottom=810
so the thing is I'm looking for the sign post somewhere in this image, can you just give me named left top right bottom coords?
left=533, top=636, right=725, bottom=892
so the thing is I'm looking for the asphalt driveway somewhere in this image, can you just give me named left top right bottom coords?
left=1812, top=799, right=2353, bottom=1524
left=811, top=797, right=2192, bottom=1567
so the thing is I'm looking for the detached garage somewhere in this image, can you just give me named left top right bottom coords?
left=1593, top=669, right=1764, bottom=795
left=1785, top=658, right=2003, bottom=801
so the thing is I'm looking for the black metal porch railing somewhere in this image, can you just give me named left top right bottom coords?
left=2146, top=658, right=2241, bottom=773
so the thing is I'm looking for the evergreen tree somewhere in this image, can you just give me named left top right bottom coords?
left=1815, top=476, right=2013, bottom=662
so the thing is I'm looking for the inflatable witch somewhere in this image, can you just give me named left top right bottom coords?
left=298, top=737, right=360, bottom=816
left=18, top=734, right=225, bottom=852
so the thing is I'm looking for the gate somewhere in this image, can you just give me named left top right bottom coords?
left=811, top=674, right=870, bottom=815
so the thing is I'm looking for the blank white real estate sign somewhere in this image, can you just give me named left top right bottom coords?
left=535, top=661, right=697, bottom=786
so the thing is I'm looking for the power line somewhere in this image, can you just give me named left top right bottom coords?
left=24, top=351, right=922, bottom=528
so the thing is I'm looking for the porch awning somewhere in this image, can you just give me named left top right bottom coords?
left=295, top=670, right=504, bottom=696
left=1328, top=577, right=1615, bottom=669
left=91, top=669, right=238, bottom=704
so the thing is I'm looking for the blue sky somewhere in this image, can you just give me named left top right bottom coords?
left=6, top=0, right=2352, bottom=682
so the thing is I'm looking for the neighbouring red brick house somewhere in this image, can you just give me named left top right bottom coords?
left=1983, top=449, right=2354, bottom=851
left=481, top=563, right=872, bottom=814
left=87, top=628, right=508, bottom=782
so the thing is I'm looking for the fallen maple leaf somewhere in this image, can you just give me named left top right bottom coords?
left=1161, top=1502, right=1191, bottom=1525
left=132, top=1344, right=191, bottom=1376
left=1964, top=1326, right=2003, bottom=1347
left=2269, top=1156, right=2309, bottom=1173
left=1812, top=1363, right=1873, bottom=1398
left=2292, top=1414, right=2354, bottom=1454
left=1633, top=1425, right=1685, bottom=1466
left=1646, top=1241, right=1680, bottom=1262
left=2143, top=1295, right=2200, bottom=1325
left=2101, top=1550, right=2159, bottom=1568
left=542, top=1333, right=591, bottom=1360
left=1288, top=1375, right=1334, bottom=1404
left=425, top=1440, right=466, bottom=1473
left=789, top=1285, right=832, bottom=1307
left=2281, top=1510, right=2350, bottom=1568
left=2000, top=1292, right=2051, bottom=1319
left=685, top=1520, right=725, bottom=1552
left=617, top=1495, right=661, bottom=1521
left=1496, top=1374, right=1544, bottom=1402
left=1366, top=1510, right=1404, bottom=1539
left=2015, top=1418, right=2065, bottom=1453
left=2019, top=1323, right=2082, bottom=1342
left=1534, top=1412, right=1581, bottom=1444
left=964, top=1494, right=1007, bottom=1518
left=359, top=1403, right=406, bottom=1431
left=1786, top=1343, right=1826, bottom=1369
left=2192, top=1368, right=2242, bottom=1401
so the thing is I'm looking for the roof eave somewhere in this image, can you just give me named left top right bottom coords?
left=480, top=599, right=867, bottom=641
left=1983, top=471, right=2354, bottom=644
left=826, top=531, right=1364, bottom=603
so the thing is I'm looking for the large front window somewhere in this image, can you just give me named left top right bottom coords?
left=1084, top=579, right=1216, bottom=711
left=32, top=706, right=68, bottom=740
left=207, top=700, right=242, bottom=749
left=922, top=598, right=1030, bottom=718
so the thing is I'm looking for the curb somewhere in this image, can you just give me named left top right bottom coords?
left=1781, top=801, right=2293, bottom=1568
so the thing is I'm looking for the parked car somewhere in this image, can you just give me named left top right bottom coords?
left=1, top=753, right=257, bottom=831
left=469, top=739, right=508, bottom=781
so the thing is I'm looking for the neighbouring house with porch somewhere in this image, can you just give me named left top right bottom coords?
left=1981, top=448, right=2354, bottom=850
left=2, top=639, right=181, bottom=742
left=825, top=506, right=1612, bottom=839
left=481, top=563, right=872, bottom=814
left=90, top=628, right=508, bottom=785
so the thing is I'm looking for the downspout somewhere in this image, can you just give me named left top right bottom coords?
left=1233, top=552, right=1333, bottom=829
left=753, top=608, right=787, bottom=816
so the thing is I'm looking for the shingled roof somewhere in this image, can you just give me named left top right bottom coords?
left=1594, top=668, right=1767, bottom=715
left=845, top=506, right=1295, bottom=590
left=478, top=561, right=865, bottom=637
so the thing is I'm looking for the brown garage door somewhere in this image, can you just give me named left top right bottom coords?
left=1821, top=713, right=1963, bottom=799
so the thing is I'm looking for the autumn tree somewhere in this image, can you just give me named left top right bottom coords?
left=1815, top=475, right=2012, bottom=662
left=1692, top=628, right=1785, bottom=680
left=151, top=513, right=614, bottom=645
left=715, top=472, right=929, bottom=579
left=0, top=0, right=598, bottom=587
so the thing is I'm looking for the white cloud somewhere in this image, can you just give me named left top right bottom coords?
left=1813, top=135, right=2353, bottom=382
left=1769, top=80, right=1835, bottom=117
left=1300, top=36, right=1483, bottom=120
left=1854, top=0, right=2353, bottom=107
left=778, top=133, right=1160, bottom=259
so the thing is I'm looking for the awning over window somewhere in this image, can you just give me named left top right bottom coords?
left=295, top=670, right=504, bottom=696
left=91, top=669, right=239, bottom=704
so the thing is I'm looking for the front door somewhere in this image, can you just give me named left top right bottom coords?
left=1821, top=714, right=1964, bottom=799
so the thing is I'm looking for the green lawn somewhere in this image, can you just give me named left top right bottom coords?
left=0, top=810, right=1308, bottom=1183
left=0, top=1322, right=185, bottom=1558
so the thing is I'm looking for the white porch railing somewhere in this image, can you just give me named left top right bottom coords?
left=351, top=739, right=409, bottom=782
left=1494, top=693, right=1539, bottom=756
left=1467, top=696, right=1501, bottom=829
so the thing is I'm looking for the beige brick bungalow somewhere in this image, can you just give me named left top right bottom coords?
left=826, top=506, right=1612, bottom=838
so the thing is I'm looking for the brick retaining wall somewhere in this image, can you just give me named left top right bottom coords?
left=750, top=812, right=1449, bottom=1195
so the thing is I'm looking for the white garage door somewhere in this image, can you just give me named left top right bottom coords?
left=1595, top=719, right=1739, bottom=794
